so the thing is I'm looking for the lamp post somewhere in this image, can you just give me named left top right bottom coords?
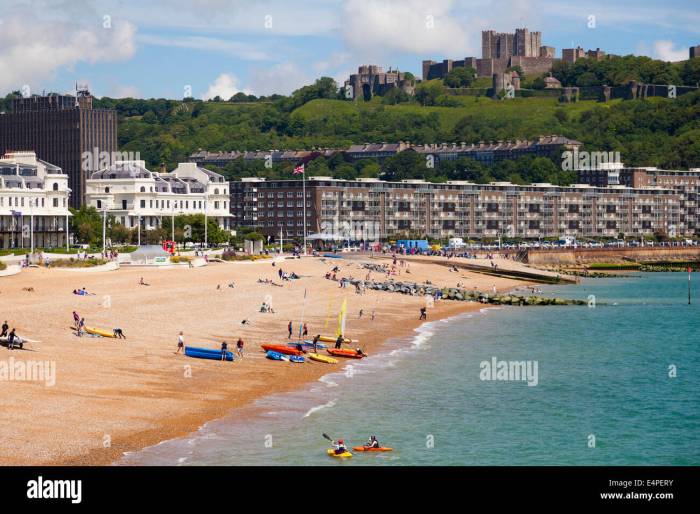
left=204, top=192, right=208, bottom=249
left=102, top=205, right=108, bottom=256
left=137, top=215, right=141, bottom=246
left=29, top=197, right=35, bottom=255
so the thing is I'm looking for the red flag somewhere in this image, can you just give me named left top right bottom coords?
left=293, top=164, right=304, bottom=175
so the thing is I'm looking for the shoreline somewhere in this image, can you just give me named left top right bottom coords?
left=68, top=300, right=487, bottom=466
left=0, top=255, right=534, bottom=466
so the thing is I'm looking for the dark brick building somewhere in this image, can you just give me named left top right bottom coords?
left=0, top=89, right=117, bottom=207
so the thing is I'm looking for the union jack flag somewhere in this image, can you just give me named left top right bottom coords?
left=293, top=164, right=304, bottom=175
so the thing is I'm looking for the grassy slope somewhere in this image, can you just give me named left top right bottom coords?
left=293, top=96, right=619, bottom=135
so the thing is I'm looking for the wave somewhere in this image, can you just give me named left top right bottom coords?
left=303, top=399, right=337, bottom=418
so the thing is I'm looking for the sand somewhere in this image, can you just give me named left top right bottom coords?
left=0, top=254, right=528, bottom=465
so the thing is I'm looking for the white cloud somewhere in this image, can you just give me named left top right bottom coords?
left=340, top=0, right=472, bottom=58
left=202, top=73, right=251, bottom=100
left=246, top=62, right=316, bottom=97
left=137, top=34, right=270, bottom=61
left=652, top=40, right=689, bottom=62
left=0, top=13, right=136, bottom=93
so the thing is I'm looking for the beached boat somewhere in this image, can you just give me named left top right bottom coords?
left=85, top=326, right=116, bottom=338
left=308, top=352, right=338, bottom=364
left=287, top=341, right=327, bottom=349
left=266, top=350, right=290, bottom=361
left=261, top=344, right=304, bottom=356
left=327, top=348, right=365, bottom=359
left=185, top=346, right=234, bottom=361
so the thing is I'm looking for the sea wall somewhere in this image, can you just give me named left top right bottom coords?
left=526, top=247, right=700, bottom=267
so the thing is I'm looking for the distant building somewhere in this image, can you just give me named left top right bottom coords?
left=85, top=161, right=233, bottom=232
left=543, top=75, right=562, bottom=89
left=231, top=176, right=683, bottom=240
left=344, top=65, right=414, bottom=101
left=0, top=88, right=117, bottom=208
left=586, top=48, right=606, bottom=60
left=190, top=136, right=581, bottom=168
left=562, top=47, right=586, bottom=64
left=0, top=151, right=72, bottom=249
left=424, top=27, right=555, bottom=80
left=691, top=45, right=700, bottom=59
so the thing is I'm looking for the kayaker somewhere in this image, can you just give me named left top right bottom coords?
left=333, top=439, right=348, bottom=455
left=220, top=341, right=229, bottom=361
left=335, top=334, right=344, bottom=349
left=365, top=435, right=380, bottom=449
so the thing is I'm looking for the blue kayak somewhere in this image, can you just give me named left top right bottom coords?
left=267, top=351, right=305, bottom=363
left=185, top=346, right=234, bottom=361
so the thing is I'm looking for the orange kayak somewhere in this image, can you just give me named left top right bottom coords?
left=353, top=446, right=393, bottom=452
left=327, top=348, right=366, bottom=359
left=261, top=344, right=304, bottom=356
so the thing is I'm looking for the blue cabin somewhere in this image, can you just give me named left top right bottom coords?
left=396, top=239, right=429, bottom=251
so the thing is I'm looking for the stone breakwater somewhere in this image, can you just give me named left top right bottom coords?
left=350, top=278, right=587, bottom=306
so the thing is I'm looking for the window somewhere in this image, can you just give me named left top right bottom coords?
left=97, top=200, right=102, bottom=209
left=53, top=198, right=58, bottom=207
left=105, top=187, right=110, bottom=193
left=140, top=186, right=146, bottom=193
left=52, top=183, right=59, bottom=191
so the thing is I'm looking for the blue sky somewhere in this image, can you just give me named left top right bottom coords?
left=1, top=0, right=698, bottom=99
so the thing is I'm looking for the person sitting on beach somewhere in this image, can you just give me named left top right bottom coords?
left=228, top=282, right=235, bottom=288
left=364, top=435, right=380, bottom=449
left=113, top=328, right=126, bottom=339
left=139, top=277, right=150, bottom=286
left=295, top=343, right=306, bottom=354
left=241, top=319, right=250, bottom=325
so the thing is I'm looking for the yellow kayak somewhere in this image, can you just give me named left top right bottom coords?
left=327, top=449, right=352, bottom=458
left=308, top=353, right=338, bottom=364
left=318, top=335, right=358, bottom=345
left=85, top=326, right=116, bottom=338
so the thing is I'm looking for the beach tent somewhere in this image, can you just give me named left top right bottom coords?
left=129, top=245, right=171, bottom=264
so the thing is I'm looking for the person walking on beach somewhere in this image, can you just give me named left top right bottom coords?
left=335, top=334, right=344, bottom=349
left=72, top=311, right=80, bottom=330
left=0, top=321, right=8, bottom=338
left=419, top=307, right=427, bottom=320
left=359, top=309, right=363, bottom=319
left=176, top=332, right=184, bottom=354
left=287, top=321, right=293, bottom=339
left=78, top=318, right=85, bottom=337
left=236, top=338, right=244, bottom=359
left=312, top=334, right=321, bottom=353
left=302, top=323, right=308, bottom=338
left=220, top=341, right=229, bottom=361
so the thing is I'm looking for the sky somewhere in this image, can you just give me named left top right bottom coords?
left=0, top=0, right=698, bottom=100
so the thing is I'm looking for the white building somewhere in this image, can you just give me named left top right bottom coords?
left=85, top=160, right=233, bottom=232
left=0, top=151, right=72, bottom=249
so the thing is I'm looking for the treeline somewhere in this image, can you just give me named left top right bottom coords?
left=209, top=150, right=574, bottom=186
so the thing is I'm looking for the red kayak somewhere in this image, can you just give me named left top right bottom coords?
left=261, top=344, right=304, bottom=356
left=327, top=348, right=366, bottom=359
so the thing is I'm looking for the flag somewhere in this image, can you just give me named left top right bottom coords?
left=293, top=164, right=305, bottom=175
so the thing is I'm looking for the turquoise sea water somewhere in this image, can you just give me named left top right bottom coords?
left=121, top=273, right=700, bottom=466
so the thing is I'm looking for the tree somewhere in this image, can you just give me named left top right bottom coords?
left=415, top=81, right=444, bottom=106
left=70, top=206, right=102, bottom=246
left=444, top=67, right=476, bottom=88
left=681, top=58, right=700, bottom=86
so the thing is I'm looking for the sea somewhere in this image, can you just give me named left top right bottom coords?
left=120, top=273, right=700, bottom=466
